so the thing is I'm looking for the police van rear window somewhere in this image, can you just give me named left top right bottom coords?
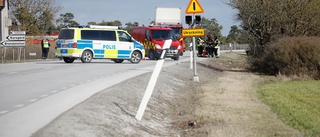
left=81, top=30, right=116, bottom=41
left=58, top=29, right=74, bottom=39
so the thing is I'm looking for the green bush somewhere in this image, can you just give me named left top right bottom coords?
left=249, top=36, right=320, bottom=79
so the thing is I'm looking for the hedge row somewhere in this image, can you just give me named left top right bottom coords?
left=250, top=37, right=320, bottom=80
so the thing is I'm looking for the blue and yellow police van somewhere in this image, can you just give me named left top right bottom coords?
left=55, top=25, right=145, bottom=63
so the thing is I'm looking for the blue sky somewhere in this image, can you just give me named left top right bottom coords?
left=55, top=0, right=239, bottom=36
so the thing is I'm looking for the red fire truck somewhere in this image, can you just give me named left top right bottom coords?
left=154, top=7, right=185, bottom=55
left=131, top=26, right=182, bottom=60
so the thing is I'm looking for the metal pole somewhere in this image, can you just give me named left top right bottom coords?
left=12, top=48, right=14, bottom=63
left=3, top=47, right=6, bottom=63
left=190, top=42, right=193, bottom=69
left=1, top=47, right=3, bottom=64
left=18, top=47, right=21, bottom=62
left=192, top=13, right=199, bottom=82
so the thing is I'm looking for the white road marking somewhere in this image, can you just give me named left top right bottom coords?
left=51, top=90, right=58, bottom=93
left=28, top=99, right=38, bottom=102
left=40, top=94, right=48, bottom=98
left=0, top=111, right=9, bottom=115
left=7, top=72, right=17, bottom=74
left=14, top=104, right=25, bottom=108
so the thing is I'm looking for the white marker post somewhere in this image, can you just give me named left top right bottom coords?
left=135, top=39, right=172, bottom=121
left=189, top=42, right=193, bottom=69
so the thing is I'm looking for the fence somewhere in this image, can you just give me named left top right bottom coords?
left=220, top=43, right=249, bottom=50
left=1, top=41, right=56, bottom=63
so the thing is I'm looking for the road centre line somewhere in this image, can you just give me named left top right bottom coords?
left=6, top=72, right=17, bottom=74
left=51, top=90, right=58, bottom=93
left=0, top=111, right=9, bottom=115
left=14, top=104, right=25, bottom=108
left=28, top=99, right=38, bottom=102
left=40, top=94, right=48, bottom=98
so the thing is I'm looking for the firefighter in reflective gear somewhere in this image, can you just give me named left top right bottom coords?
left=213, top=36, right=220, bottom=58
left=41, top=39, right=51, bottom=59
left=205, top=34, right=214, bottom=58
left=197, top=37, right=204, bottom=56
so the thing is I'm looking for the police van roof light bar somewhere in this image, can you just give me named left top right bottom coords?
left=89, top=25, right=120, bottom=29
left=65, top=26, right=85, bottom=28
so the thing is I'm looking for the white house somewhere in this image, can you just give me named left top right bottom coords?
left=1, top=0, right=11, bottom=42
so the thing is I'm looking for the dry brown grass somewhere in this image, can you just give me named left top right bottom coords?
left=170, top=52, right=303, bottom=136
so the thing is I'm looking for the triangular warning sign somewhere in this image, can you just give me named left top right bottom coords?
left=185, top=0, right=204, bottom=14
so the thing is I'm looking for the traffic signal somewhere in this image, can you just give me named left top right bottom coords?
left=185, top=16, right=192, bottom=25
left=195, top=15, right=201, bottom=24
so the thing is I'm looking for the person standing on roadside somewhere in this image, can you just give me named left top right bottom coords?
left=213, top=35, right=220, bottom=58
left=205, top=34, right=214, bottom=58
left=197, top=37, right=204, bottom=56
left=41, top=38, right=50, bottom=59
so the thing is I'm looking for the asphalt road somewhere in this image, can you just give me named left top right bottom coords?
left=0, top=49, right=243, bottom=137
left=0, top=53, right=192, bottom=137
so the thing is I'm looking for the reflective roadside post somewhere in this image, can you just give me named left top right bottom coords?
left=135, top=39, right=172, bottom=121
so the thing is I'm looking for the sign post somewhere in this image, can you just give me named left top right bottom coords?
left=184, top=0, right=204, bottom=82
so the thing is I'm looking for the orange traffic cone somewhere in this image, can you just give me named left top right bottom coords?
left=203, top=50, right=206, bottom=57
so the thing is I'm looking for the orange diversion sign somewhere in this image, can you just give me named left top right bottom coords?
left=182, top=28, right=205, bottom=37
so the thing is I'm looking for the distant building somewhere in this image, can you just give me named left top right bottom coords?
left=1, top=0, right=11, bottom=42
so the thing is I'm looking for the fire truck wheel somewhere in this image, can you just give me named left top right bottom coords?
left=172, top=56, right=180, bottom=61
left=149, top=50, right=156, bottom=60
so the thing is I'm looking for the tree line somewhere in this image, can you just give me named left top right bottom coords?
left=8, top=0, right=244, bottom=44
left=226, top=0, right=320, bottom=55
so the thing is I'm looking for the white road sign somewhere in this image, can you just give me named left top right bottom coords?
left=11, top=31, right=26, bottom=35
left=6, top=35, right=26, bottom=41
left=1, top=41, right=26, bottom=47
left=2, top=31, right=26, bottom=47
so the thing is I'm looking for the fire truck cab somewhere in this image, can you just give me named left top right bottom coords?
left=131, top=26, right=182, bottom=60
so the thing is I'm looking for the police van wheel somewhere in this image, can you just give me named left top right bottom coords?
left=81, top=50, right=93, bottom=63
left=63, top=57, right=74, bottom=63
left=114, top=59, right=124, bottom=63
left=130, top=51, right=142, bottom=64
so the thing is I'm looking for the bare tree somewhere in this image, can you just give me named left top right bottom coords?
left=227, top=0, right=320, bottom=55
left=9, top=0, right=62, bottom=35
left=56, top=12, right=79, bottom=30
left=196, top=17, right=223, bottom=39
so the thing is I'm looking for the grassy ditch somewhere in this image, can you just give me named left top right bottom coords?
left=258, top=80, right=320, bottom=136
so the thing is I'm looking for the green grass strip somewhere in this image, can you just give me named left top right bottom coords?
left=258, top=80, right=320, bottom=136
